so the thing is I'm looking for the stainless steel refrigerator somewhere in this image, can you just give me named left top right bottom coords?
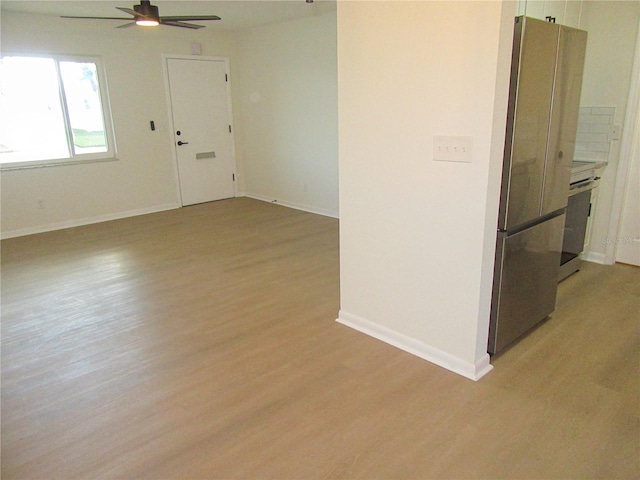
left=488, top=17, right=587, bottom=355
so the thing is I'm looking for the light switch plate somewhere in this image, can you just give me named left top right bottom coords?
left=433, top=136, right=473, bottom=163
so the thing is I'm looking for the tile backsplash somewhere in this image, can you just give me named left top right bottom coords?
left=574, top=106, right=617, bottom=162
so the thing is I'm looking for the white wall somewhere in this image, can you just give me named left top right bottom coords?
left=232, top=12, right=338, bottom=217
left=337, top=1, right=515, bottom=380
left=578, top=1, right=640, bottom=263
left=0, top=12, right=238, bottom=237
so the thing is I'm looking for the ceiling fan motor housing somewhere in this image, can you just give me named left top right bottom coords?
left=135, top=1, right=159, bottom=19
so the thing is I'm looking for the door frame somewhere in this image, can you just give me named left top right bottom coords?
left=162, top=54, right=238, bottom=206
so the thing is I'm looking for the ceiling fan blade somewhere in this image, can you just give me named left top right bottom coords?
left=116, top=22, right=137, bottom=29
left=61, top=15, right=134, bottom=20
left=160, top=15, right=221, bottom=21
left=116, top=7, right=144, bottom=18
left=160, top=20, right=205, bottom=29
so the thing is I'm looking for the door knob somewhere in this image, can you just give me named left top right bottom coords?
left=177, top=141, right=189, bottom=146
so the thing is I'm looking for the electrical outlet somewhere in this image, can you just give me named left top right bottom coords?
left=609, top=124, right=621, bottom=141
left=433, top=136, right=473, bottom=163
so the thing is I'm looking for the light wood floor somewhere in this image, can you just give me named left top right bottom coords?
left=1, top=197, right=638, bottom=479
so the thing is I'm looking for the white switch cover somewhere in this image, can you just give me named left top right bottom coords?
left=433, top=136, right=473, bottom=163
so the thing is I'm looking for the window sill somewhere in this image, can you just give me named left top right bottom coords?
left=0, top=157, right=119, bottom=171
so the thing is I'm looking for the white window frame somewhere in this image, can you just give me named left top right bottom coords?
left=0, top=53, right=117, bottom=170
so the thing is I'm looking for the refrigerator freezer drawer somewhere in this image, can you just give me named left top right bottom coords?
left=489, top=214, right=565, bottom=354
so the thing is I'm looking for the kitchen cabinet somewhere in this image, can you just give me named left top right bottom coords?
left=544, top=1, right=568, bottom=24
left=522, top=0, right=545, bottom=19
left=517, top=0, right=583, bottom=28
left=564, top=1, right=582, bottom=28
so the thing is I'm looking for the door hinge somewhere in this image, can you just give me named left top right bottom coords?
left=232, top=173, right=235, bottom=181
left=229, top=125, right=232, bottom=133
left=225, top=74, right=228, bottom=82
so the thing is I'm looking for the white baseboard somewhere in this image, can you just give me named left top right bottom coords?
left=336, top=310, right=493, bottom=381
left=241, top=192, right=339, bottom=219
left=1, top=203, right=180, bottom=239
left=581, top=251, right=608, bottom=265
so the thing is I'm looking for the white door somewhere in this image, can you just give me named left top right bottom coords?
left=166, top=57, right=235, bottom=206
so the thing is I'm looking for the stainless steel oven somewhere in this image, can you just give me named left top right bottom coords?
left=559, top=162, right=600, bottom=281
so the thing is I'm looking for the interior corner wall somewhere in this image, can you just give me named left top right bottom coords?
left=336, top=1, right=513, bottom=380
left=231, top=12, right=338, bottom=218
left=0, top=12, right=234, bottom=238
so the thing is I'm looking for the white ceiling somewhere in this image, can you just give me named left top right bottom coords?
left=0, top=0, right=337, bottom=31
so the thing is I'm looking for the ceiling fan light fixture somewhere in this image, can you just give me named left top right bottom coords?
left=136, top=18, right=159, bottom=26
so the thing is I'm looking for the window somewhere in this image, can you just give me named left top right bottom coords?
left=0, top=54, right=116, bottom=168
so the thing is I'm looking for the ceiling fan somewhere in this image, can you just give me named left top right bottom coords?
left=60, top=1, right=221, bottom=29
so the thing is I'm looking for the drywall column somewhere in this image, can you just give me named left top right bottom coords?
left=336, top=1, right=515, bottom=380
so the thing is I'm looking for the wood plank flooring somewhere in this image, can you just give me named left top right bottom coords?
left=1, top=197, right=638, bottom=479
